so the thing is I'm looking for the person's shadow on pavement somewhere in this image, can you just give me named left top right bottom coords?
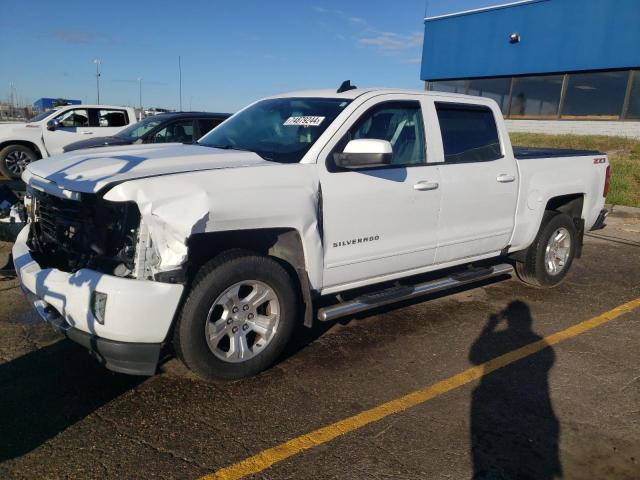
left=469, top=300, right=562, bottom=480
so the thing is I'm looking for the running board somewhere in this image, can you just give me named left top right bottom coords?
left=317, top=263, right=514, bottom=322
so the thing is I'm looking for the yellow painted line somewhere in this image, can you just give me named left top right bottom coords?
left=202, top=298, right=640, bottom=480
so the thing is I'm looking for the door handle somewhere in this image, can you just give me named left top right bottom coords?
left=80, top=131, right=94, bottom=135
left=497, top=174, right=516, bottom=183
left=414, top=181, right=439, bottom=191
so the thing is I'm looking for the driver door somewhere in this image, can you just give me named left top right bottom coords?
left=42, top=108, right=91, bottom=155
left=319, top=96, right=442, bottom=291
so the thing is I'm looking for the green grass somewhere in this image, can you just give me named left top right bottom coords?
left=510, top=133, right=640, bottom=208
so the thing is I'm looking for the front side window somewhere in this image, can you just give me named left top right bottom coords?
left=199, top=98, right=351, bottom=163
left=344, top=101, right=426, bottom=166
left=151, top=120, right=194, bottom=143
left=436, top=103, right=501, bottom=163
left=96, top=109, right=128, bottom=127
left=55, top=109, right=89, bottom=128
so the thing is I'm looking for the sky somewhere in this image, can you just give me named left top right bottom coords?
left=0, top=0, right=503, bottom=113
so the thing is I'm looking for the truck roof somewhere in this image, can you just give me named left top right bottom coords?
left=52, top=104, right=137, bottom=110
left=270, top=88, right=487, bottom=103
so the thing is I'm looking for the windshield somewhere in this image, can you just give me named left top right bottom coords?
left=115, top=117, right=163, bottom=140
left=28, top=109, right=58, bottom=123
left=198, top=98, right=351, bottom=163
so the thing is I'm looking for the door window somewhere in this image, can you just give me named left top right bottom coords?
left=435, top=103, right=502, bottom=163
left=54, top=109, right=89, bottom=128
left=151, top=120, right=195, bottom=143
left=341, top=102, right=427, bottom=166
left=96, top=109, right=128, bottom=127
left=198, top=118, right=223, bottom=137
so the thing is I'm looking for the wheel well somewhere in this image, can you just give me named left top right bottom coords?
left=544, top=193, right=585, bottom=257
left=545, top=194, right=584, bottom=220
left=0, top=141, right=43, bottom=159
left=187, top=228, right=314, bottom=327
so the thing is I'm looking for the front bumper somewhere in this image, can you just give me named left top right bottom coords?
left=12, top=226, right=184, bottom=375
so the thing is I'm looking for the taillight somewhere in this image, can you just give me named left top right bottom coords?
left=603, top=165, right=611, bottom=197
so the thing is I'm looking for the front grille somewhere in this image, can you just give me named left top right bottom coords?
left=29, top=190, right=140, bottom=274
left=36, top=192, right=85, bottom=246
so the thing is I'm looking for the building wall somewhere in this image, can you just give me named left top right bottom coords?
left=421, top=0, right=640, bottom=81
left=505, top=119, right=640, bottom=139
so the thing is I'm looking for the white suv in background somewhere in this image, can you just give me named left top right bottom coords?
left=0, top=104, right=137, bottom=179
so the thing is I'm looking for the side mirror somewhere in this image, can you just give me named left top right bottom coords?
left=334, top=139, right=393, bottom=169
left=46, top=119, right=60, bottom=131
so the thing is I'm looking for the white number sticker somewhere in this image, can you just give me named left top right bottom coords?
left=283, top=116, right=325, bottom=127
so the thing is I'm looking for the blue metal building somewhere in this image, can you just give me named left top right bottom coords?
left=421, top=0, right=640, bottom=120
left=33, top=98, right=81, bottom=112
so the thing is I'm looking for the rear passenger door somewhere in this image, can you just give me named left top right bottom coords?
left=432, top=101, right=518, bottom=264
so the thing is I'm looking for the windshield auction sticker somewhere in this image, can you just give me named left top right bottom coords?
left=284, top=116, right=325, bottom=127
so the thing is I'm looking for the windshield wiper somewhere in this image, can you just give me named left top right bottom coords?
left=204, top=143, right=250, bottom=152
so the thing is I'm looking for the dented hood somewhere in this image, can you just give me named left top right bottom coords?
left=24, top=143, right=271, bottom=194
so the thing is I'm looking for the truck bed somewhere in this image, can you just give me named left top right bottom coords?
left=513, top=147, right=602, bottom=160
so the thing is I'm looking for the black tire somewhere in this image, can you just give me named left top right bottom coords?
left=515, top=211, right=577, bottom=288
left=174, top=250, right=298, bottom=381
left=0, top=144, right=38, bottom=180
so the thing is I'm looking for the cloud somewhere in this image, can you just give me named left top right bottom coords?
left=47, top=29, right=118, bottom=45
left=403, top=57, right=423, bottom=65
left=358, top=32, right=424, bottom=51
left=313, top=6, right=423, bottom=59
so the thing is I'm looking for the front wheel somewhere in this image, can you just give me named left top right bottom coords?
left=515, top=211, right=578, bottom=288
left=0, top=145, right=38, bottom=179
left=174, top=251, right=298, bottom=381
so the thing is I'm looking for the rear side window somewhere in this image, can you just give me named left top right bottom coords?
left=95, top=109, right=129, bottom=127
left=435, top=103, right=501, bottom=163
left=198, top=118, right=223, bottom=136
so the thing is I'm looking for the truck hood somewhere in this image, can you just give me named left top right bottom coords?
left=24, top=143, right=272, bottom=195
left=63, top=135, right=134, bottom=152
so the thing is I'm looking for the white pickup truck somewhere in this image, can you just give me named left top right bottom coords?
left=13, top=84, right=610, bottom=380
left=0, top=104, right=137, bottom=179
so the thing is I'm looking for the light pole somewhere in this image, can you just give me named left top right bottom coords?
left=137, top=77, right=143, bottom=120
left=178, top=56, right=182, bottom=111
left=93, top=59, right=101, bottom=104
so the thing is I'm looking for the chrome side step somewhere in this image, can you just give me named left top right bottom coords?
left=317, top=263, right=514, bottom=322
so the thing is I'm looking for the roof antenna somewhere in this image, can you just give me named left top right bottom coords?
left=337, top=80, right=357, bottom=93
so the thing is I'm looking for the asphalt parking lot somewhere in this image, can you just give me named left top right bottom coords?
left=0, top=216, right=639, bottom=480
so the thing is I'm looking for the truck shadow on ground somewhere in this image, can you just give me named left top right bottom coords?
left=469, top=300, right=561, bottom=480
left=0, top=339, right=143, bottom=462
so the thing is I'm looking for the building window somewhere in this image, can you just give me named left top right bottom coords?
left=466, top=78, right=512, bottom=114
left=562, top=71, right=629, bottom=119
left=626, top=71, right=640, bottom=120
left=429, top=80, right=467, bottom=94
left=509, top=75, right=563, bottom=118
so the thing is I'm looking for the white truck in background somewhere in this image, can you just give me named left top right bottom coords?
left=0, top=104, right=137, bottom=179
left=13, top=83, right=610, bottom=380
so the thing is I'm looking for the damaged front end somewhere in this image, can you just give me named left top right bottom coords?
left=27, top=189, right=145, bottom=278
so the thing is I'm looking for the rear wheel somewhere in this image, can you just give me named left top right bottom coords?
left=515, top=211, right=577, bottom=288
left=174, top=251, right=297, bottom=381
left=0, top=145, right=38, bottom=179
